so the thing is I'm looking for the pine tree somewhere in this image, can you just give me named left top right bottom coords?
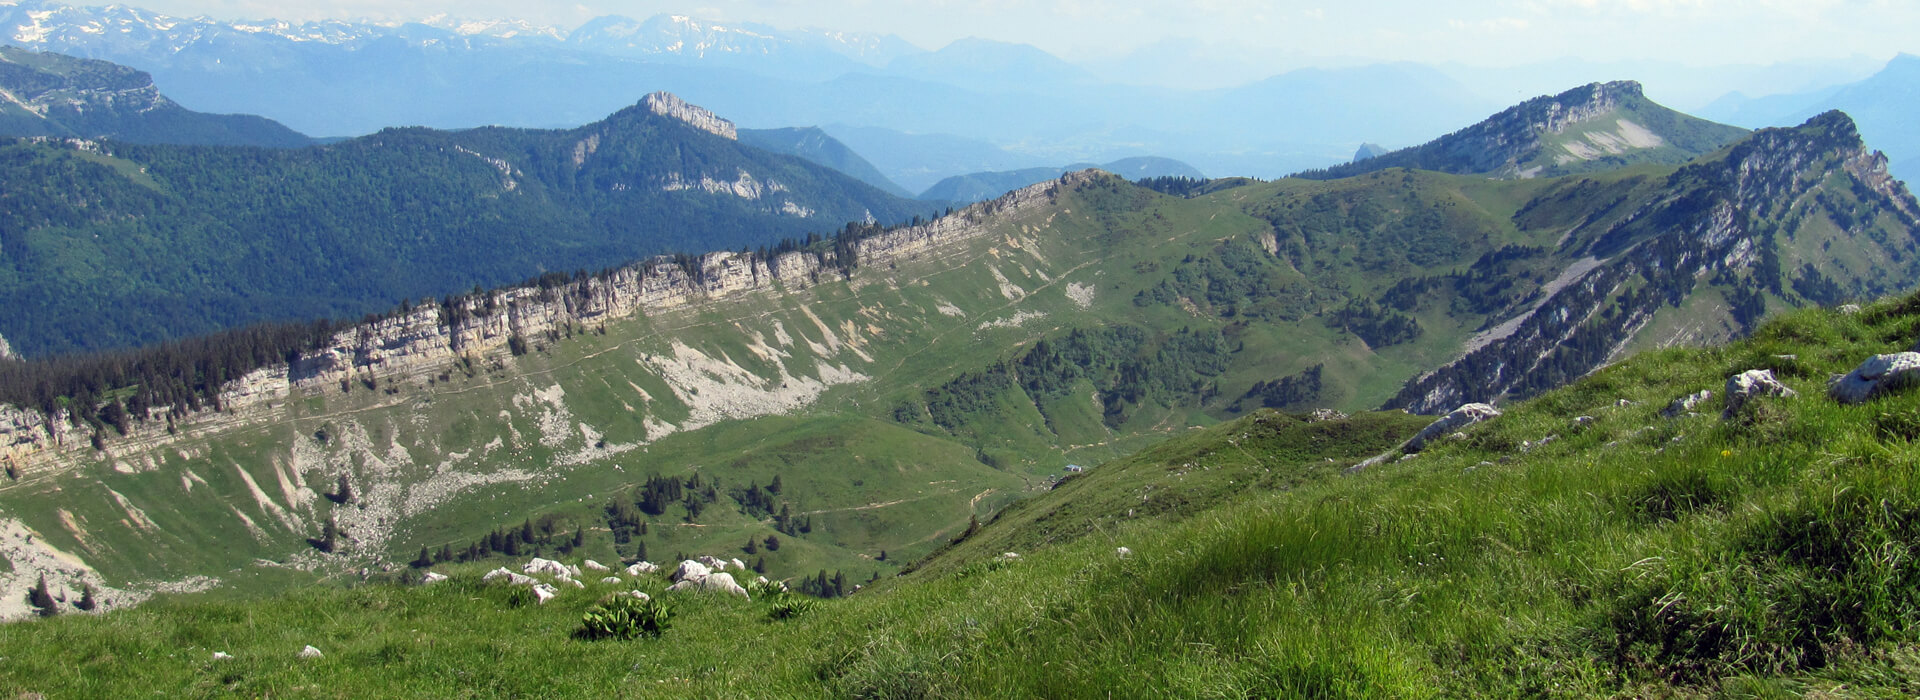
left=768, top=474, right=783, bottom=495
left=635, top=539, right=649, bottom=562
left=744, top=537, right=758, bottom=555
left=334, top=474, right=353, bottom=504
left=26, top=574, right=57, bottom=617
left=411, top=547, right=432, bottom=568
left=74, top=584, right=97, bottom=612
left=764, top=534, right=781, bottom=551
left=572, top=527, right=584, bottom=548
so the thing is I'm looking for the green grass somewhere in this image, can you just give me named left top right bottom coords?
left=9, top=291, right=1920, bottom=696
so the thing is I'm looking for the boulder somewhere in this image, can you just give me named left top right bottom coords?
left=1723, top=369, right=1797, bottom=418
left=1661, top=390, right=1713, bottom=418
left=298, top=645, right=324, bottom=660
left=1839, top=303, right=1862, bottom=315
left=483, top=568, right=537, bottom=586
left=583, top=560, right=611, bottom=573
left=531, top=583, right=559, bottom=604
left=1572, top=416, right=1594, bottom=426
left=556, top=575, right=585, bottom=589
left=730, top=558, right=748, bottom=572
left=671, top=560, right=712, bottom=583
left=523, top=558, right=576, bottom=579
left=624, top=590, right=651, bottom=602
left=1402, top=403, right=1502, bottom=453
left=1116, top=547, right=1133, bottom=558
left=698, top=555, right=730, bottom=571
left=420, top=572, right=448, bottom=584
left=998, top=552, right=1021, bottom=561
left=625, top=561, right=660, bottom=577
left=600, top=576, right=623, bottom=584
left=1828, top=352, right=1920, bottom=404
left=666, top=571, right=751, bottom=599
left=212, top=651, right=233, bottom=661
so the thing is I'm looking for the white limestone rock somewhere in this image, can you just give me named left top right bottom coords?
left=523, top=558, right=576, bottom=579
left=298, top=645, right=323, bottom=659
left=531, top=583, right=559, bottom=604
left=600, top=576, right=622, bottom=584
left=483, top=568, right=536, bottom=586
left=1723, top=369, right=1796, bottom=418
left=1402, top=403, right=1502, bottom=453
left=583, top=560, right=610, bottom=573
left=420, top=572, right=448, bottom=584
left=671, top=560, right=712, bottom=583
left=625, top=561, right=660, bottom=577
left=1829, top=352, right=1920, bottom=404
left=1661, top=390, right=1713, bottom=419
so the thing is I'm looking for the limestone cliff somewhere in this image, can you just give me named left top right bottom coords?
left=0, top=170, right=1090, bottom=470
left=642, top=91, right=737, bottom=140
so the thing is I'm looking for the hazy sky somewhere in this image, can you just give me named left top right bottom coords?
left=119, top=0, right=1919, bottom=69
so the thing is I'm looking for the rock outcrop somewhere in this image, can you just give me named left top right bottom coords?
left=1829, top=352, right=1920, bottom=404
left=1402, top=403, right=1502, bottom=454
left=643, top=91, right=737, bottom=140
left=0, top=171, right=1091, bottom=472
left=1723, top=369, right=1796, bottom=417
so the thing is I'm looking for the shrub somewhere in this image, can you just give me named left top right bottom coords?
left=580, top=596, right=673, bottom=640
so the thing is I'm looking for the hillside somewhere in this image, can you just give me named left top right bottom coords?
left=738, top=126, right=913, bottom=197
left=918, top=156, right=1204, bottom=203
left=0, top=91, right=936, bottom=356
left=0, top=96, right=1910, bottom=624
left=0, top=46, right=311, bottom=147
left=1304, top=81, right=1750, bottom=180
left=7, top=272, right=1920, bottom=696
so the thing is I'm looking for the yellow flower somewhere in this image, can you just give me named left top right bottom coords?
left=1721, top=450, right=1732, bottom=458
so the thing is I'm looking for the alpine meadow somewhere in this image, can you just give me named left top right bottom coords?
left=2, top=2, right=1920, bottom=697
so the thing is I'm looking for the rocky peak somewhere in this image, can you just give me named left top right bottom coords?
left=1529, top=80, right=1641, bottom=134
left=641, top=91, right=737, bottom=141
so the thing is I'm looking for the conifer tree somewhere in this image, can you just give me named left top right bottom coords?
left=74, top=584, right=97, bottom=612
left=26, top=574, right=57, bottom=617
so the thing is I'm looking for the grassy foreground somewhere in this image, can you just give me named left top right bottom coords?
left=6, top=292, right=1920, bottom=697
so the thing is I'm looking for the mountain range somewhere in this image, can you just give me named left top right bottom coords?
left=0, top=76, right=1912, bottom=638
left=0, top=45, right=308, bottom=146
left=0, top=0, right=1501, bottom=180
left=0, top=86, right=935, bottom=355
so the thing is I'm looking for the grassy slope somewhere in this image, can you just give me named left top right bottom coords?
left=5, top=140, right=1910, bottom=607
left=7, top=291, right=1920, bottom=696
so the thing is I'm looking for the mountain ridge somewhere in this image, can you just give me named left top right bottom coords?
left=0, top=45, right=311, bottom=146
left=1303, top=80, right=1748, bottom=180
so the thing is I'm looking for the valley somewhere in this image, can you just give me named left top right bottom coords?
left=0, top=6, right=1916, bottom=691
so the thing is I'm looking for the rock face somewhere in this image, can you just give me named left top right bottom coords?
left=643, top=91, right=737, bottom=140
left=1723, top=369, right=1797, bottom=417
left=666, top=571, right=749, bottom=598
left=582, top=560, right=610, bottom=573
left=1389, top=111, right=1920, bottom=415
left=1402, top=403, right=1502, bottom=454
left=0, top=171, right=1089, bottom=472
left=1828, top=352, right=1920, bottom=404
left=626, top=562, right=660, bottom=577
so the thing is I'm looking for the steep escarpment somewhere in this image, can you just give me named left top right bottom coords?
left=0, top=46, right=311, bottom=147
left=0, top=172, right=1079, bottom=472
left=1390, top=111, right=1920, bottom=413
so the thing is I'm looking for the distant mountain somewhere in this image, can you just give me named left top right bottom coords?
left=919, top=157, right=1205, bottom=203
left=1687, top=55, right=1920, bottom=185
left=738, top=126, right=911, bottom=197
left=883, top=38, right=1097, bottom=94
left=819, top=124, right=1050, bottom=194
left=1351, top=143, right=1389, bottom=162
left=1302, top=81, right=1748, bottom=180
left=0, top=91, right=935, bottom=356
left=0, top=46, right=310, bottom=146
left=564, top=14, right=917, bottom=81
